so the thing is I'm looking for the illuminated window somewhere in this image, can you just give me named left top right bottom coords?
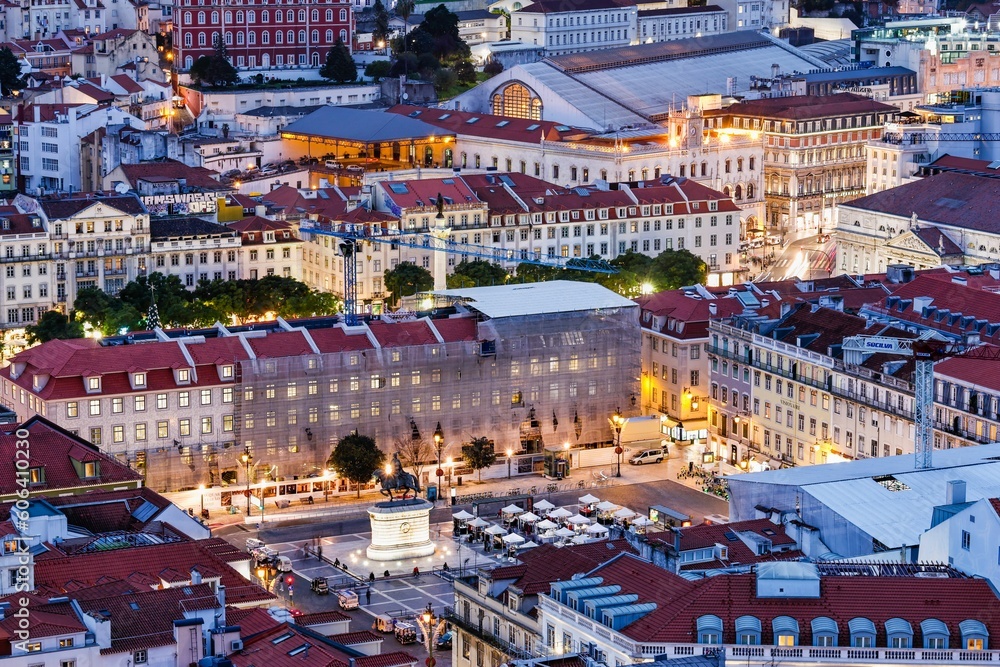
left=491, top=83, right=541, bottom=120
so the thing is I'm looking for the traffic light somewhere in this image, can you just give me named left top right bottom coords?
left=286, top=576, right=294, bottom=585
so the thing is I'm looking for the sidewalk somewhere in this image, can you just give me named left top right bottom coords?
left=164, top=445, right=724, bottom=530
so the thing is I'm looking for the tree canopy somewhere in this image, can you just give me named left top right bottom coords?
left=384, top=262, right=433, bottom=307
left=320, top=37, right=357, bottom=83
left=372, top=0, right=391, bottom=44
left=461, top=437, right=497, bottom=482
left=188, top=35, right=239, bottom=87
left=327, top=432, right=385, bottom=497
left=364, top=60, right=392, bottom=82
left=25, top=311, right=84, bottom=344
left=0, top=47, right=25, bottom=95
left=446, top=259, right=508, bottom=288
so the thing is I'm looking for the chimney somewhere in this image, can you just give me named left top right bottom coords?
left=708, top=303, right=718, bottom=316
left=255, top=205, right=267, bottom=217
left=216, top=584, right=226, bottom=614
left=946, top=479, right=966, bottom=505
left=190, top=568, right=203, bottom=585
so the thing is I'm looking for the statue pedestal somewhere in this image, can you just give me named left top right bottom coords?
left=367, top=498, right=435, bottom=561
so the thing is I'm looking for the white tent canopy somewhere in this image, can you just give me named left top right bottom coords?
left=453, top=510, right=475, bottom=520
left=586, top=523, right=610, bottom=534
left=502, top=504, right=525, bottom=514
left=579, top=494, right=600, bottom=504
left=596, top=500, right=619, bottom=512
left=571, top=534, right=590, bottom=544
left=519, top=511, right=541, bottom=523
left=520, top=540, right=539, bottom=549
left=613, top=507, right=637, bottom=519
left=502, top=533, right=526, bottom=544
left=533, top=499, right=556, bottom=511
left=632, top=516, right=654, bottom=526
left=554, top=527, right=576, bottom=537
left=568, top=514, right=592, bottom=525
left=468, top=517, right=490, bottom=527
left=535, top=519, right=559, bottom=530
left=548, top=507, right=572, bottom=519
left=485, top=525, right=508, bottom=535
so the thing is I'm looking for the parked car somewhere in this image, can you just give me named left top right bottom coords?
left=337, top=589, right=359, bottom=610
left=629, top=448, right=664, bottom=465
left=767, top=234, right=783, bottom=245
left=325, top=160, right=343, bottom=170
left=373, top=614, right=395, bottom=633
left=346, top=165, right=364, bottom=173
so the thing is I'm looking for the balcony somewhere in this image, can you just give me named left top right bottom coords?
left=444, top=607, right=537, bottom=661
left=663, top=644, right=998, bottom=665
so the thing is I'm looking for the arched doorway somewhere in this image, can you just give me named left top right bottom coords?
left=444, top=148, right=453, bottom=168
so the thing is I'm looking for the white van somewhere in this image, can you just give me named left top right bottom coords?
left=325, top=160, right=342, bottom=170
left=629, top=448, right=665, bottom=465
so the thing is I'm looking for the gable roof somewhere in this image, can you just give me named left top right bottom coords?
left=493, top=539, right=636, bottom=595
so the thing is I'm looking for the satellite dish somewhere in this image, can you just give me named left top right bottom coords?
left=114, top=182, right=129, bottom=194
left=402, top=93, right=409, bottom=100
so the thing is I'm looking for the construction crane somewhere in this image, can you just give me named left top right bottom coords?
left=300, top=219, right=618, bottom=326
left=841, top=334, right=1000, bottom=469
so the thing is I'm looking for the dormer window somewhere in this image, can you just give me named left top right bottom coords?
left=134, top=372, right=146, bottom=387
left=82, top=461, right=99, bottom=478
left=177, top=369, right=190, bottom=383
left=265, top=231, right=275, bottom=242
left=248, top=233, right=255, bottom=241
left=222, top=365, right=234, bottom=379
left=29, top=466, right=44, bottom=485
left=87, top=376, right=101, bottom=392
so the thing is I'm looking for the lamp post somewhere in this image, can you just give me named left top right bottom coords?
left=433, top=422, right=444, bottom=502
left=241, top=446, right=254, bottom=516
left=611, top=408, right=624, bottom=478
left=506, top=449, right=513, bottom=479
left=416, top=603, right=447, bottom=667
left=199, top=484, right=205, bottom=516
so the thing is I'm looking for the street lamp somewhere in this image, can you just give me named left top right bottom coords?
left=199, top=484, right=205, bottom=516
left=416, top=603, right=447, bottom=667
left=506, top=449, right=513, bottom=479
left=433, top=422, right=444, bottom=502
left=611, top=408, right=625, bottom=478
left=240, top=446, right=254, bottom=516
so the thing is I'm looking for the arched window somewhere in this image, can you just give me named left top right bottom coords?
left=311, top=29, right=319, bottom=42
left=697, top=615, right=723, bottom=645
left=849, top=618, right=876, bottom=648
left=236, top=31, right=244, bottom=44
left=287, top=29, right=294, bottom=43
left=213, top=31, right=220, bottom=46
left=340, top=8, right=347, bottom=21
left=737, top=157, right=743, bottom=171
left=224, top=31, right=232, bottom=44
left=700, top=161, right=707, bottom=176
left=735, top=616, right=761, bottom=645
left=311, top=9, right=319, bottom=20
left=298, top=29, right=306, bottom=42
left=747, top=182, right=755, bottom=199
left=960, top=620, right=989, bottom=651
left=298, top=9, right=306, bottom=21
left=690, top=162, right=696, bottom=176
left=247, top=10, right=255, bottom=22
left=198, top=31, right=206, bottom=46
left=641, top=168, right=648, bottom=181
left=326, top=8, right=333, bottom=20
left=261, top=10, right=268, bottom=22
left=491, top=83, right=541, bottom=120
left=811, top=618, right=838, bottom=647
left=326, top=29, right=333, bottom=41
left=275, top=30, right=282, bottom=43
left=886, top=619, right=913, bottom=649
left=725, top=159, right=731, bottom=173
left=921, top=620, right=949, bottom=650
left=261, top=31, right=269, bottom=44
left=627, top=169, right=635, bottom=181
left=679, top=165, right=686, bottom=177
left=210, top=10, right=218, bottom=22
left=248, top=31, right=255, bottom=44
left=184, top=32, right=192, bottom=46
left=734, top=184, right=742, bottom=200
left=600, top=169, right=607, bottom=180
left=236, top=10, right=244, bottom=22
left=339, top=29, right=347, bottom=41
left=773, top=617, right=799, bottom=646
left=224, top=10, right=232, bottom=22
left=197, top=11, right=205, bottom=23
left=184, top=11, right=192, bottom=24
left=312, top=52, right=320, bottom=66
left=723, top=186, right=731, bottom=198
left=185, top=55, right=194, bottom=68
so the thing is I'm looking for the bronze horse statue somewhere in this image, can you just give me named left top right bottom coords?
left=375, top=453, right=421, bottom=501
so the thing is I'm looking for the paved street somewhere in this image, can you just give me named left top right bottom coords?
left=756, top=234, right=836, bottom=282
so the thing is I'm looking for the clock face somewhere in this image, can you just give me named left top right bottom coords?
left=400, top=522, right=411, bottom=534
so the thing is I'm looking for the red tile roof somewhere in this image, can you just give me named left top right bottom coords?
left=706, top=92, right=897, bottom=121
left=867, top=274, right=1000, bottom=343
left=0, top=417, right=143, bottom=496
left=495, top=539, right=636, bottom=595
left=328, top=630, right=383, bottom=645
left=295, top=610, right=352, bottom=626
left=245, top=330, right=313, bottom=358
left=119, top=159, right=225, bottom=190
left=230, top=623, right=353, bottom=667
left=228, top=606, right=282, bottom=637
left=355, top=652, right=419, bottom=667
left=586, top=555, right=1000, bottom=646
left=0, top=608, right=86, bottom=639
left=367, top=320, right=438, bottom=347
left=308, top=327, right=375, bottom=353
left=376, top=178, right=479, bottom=211
left=933, top=350, right=1000, bottom=392
left=387, top=105, right=586, bottom=143
left=228, top=216, right=302, bottom=245
left=636, top=290, right=747, bottom=340
left=431, top=317, right=478, bottom=342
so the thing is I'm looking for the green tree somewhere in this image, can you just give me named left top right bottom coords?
left=454, top=58, right=476, bottom=85
left=483, top=56, right=504, bottom=77
left=0, top=47, right=25, bottom=96
left=327, top=431, right=386, bottom=497
left=73, top=287, right=117, bottom=331
left=320, top=37, right=357, bottom=83
left=25, top=311, right=84, bottom=344
left=416, top=4, right=468, bottom=61
left=384, top=262, right=433, bottom=307
left=188, top=35, right=239, bottom=87
left=512, top=262, right=560, bottom=284
left=365, top=60, right=392, bottom=82
left=461, top=436, right=497, bottom=482
left=372, top=0, right=391, bottom=43
left=651, top=248, right=708, bottom=290
left=449, top=259, right=507, bottom=287
left=396, top=0, right=416, bottom=33
left=433, top=67, right=457, bottom=93
left=119, top=273, right=193, bottom=328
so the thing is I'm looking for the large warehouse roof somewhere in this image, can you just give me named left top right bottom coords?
left=282, top=106, right=452, bottom=142
left=433, top=281, right=637, bottom=319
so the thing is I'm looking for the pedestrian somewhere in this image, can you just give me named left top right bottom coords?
left=366, top=588, right=372, bottom=605
left=384, top=570, right=390, bottom=578
left=369, top=572, right=375, bottom=583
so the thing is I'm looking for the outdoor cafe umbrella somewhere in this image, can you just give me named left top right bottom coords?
left=502, top=533, right=526, bottom=545
left=568, top=514, right=592, bottom=525
left=548, top=507, right=572, bottom=519
left=596, top=500, right=619, bottom=512
left=579, top=493, right=600, bottom=505
left=533, top=499, right=556, bottom=512
left=586, top=523, right=610, bottom=535
left=535, top=519, right=559, bottom=531
left=453, top=510, right=475, bottom=520
left=613, top=507, right=637, bottom=519
left=554, top=527, right=576, bottom=538
left=518, top=511, right=541, bottom=523
left=485, top=524, right=508, bottom=535
left=502, top=504, right=525, bottom=515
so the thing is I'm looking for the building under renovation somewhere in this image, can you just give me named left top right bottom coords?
left=2, top=281, right=640, bottom=493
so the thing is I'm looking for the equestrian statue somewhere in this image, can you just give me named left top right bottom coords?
left=374, top=452, right=421, bottom=501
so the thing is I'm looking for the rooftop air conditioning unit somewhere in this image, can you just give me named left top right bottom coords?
left=230, top=639, right=243, bottom=652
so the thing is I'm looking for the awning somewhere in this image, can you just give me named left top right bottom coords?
left=886, top=618, right=913, bottom=637
left=453, top=510, right=475, bottom=520
left=596, top=500, right=619, bottom=512
left=613, top=507, right=636, bottom=519
left=534, top=499, right=556, bottom=512
left=467, top=517, right=490, bottom=528
left=849, top=618, right=876, bottom=635
left=536, top=519, right=558, bottom=530
left=773, top=616, right=799, bottom=635
left=485, top=525, right=507, bottom=535
left=502, top=504, right=524, bottom=514
left=518, top=512, right=540, bottom=522
left=548, top=507, right=572, bottom=519
left=697, top=615, right=723, bottom=633
left=502, top=533, right=525, bottom=544
left=568, top=514, right=592, bottom=524
left=586, top=523, right=609, bottom=534
left=579, top=494, right=600, bottom=504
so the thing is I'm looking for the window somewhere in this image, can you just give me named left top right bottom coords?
left=179, top=419, right=191, bottom=437
left=89, top=399, right=101, bottom=416
left=134, top=651, right=148, bottom=665
left=67, top=401, right=78, bottom=418
left=962, top=530, right=971, bottom=550
left=157, top=393, right=167, bottom=409
left=179, top=391, right=190, bottom=408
